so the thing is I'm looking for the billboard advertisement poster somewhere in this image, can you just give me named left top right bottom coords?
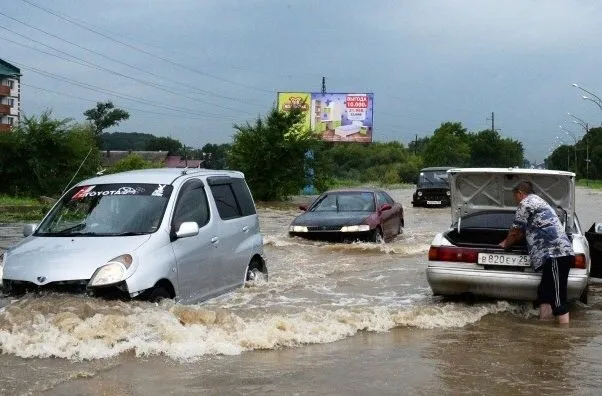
left=277, top=92, right=312, bottom=133
left=278, top=92, right=374, bottom=143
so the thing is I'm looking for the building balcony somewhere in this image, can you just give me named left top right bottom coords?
left=0, top=123, right=11, bottom=133
left=0, top=104, right=10, bottom=115
left=0, top=85, right=10, bottom=96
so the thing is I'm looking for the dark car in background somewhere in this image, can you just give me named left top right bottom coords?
left=412, top=166, right=453, bottom=207
left=289, top=188, right=404, bottom=243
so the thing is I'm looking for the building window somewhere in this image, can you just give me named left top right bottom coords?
left=8, top=80, right=14, bottom=89
left=7, top=117, right=14, bottom=125
left=8, top=99, right=14, bottom=107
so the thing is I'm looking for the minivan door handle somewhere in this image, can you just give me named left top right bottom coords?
left=242, top=226, right=249, bottom=232
left=210, top=237, right=219, bottom=244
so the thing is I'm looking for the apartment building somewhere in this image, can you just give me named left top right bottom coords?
left=0, top=58, right=21, bottom=133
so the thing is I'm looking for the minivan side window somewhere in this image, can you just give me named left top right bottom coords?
left=210, top=183, right=242, bottom=220
left=172, top=180, right=209, bottom=230
left=231, top=178, right=256, bottom=216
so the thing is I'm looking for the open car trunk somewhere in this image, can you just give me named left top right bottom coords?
left=444, top=209, right=529, bottom=254
left=444, top=228, right=528, bottom=253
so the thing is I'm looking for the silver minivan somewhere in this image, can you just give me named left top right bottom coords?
left=0, top=168, right=267, bottom=303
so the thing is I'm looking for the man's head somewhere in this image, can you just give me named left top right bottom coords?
left=512, top=181, right=533, bottom=204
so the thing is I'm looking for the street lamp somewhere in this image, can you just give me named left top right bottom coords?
left=567, top=113, right=590, bottom=184
left=572, top=83, right=602, bottom=110
left=581, top=95, right=602, bottom=111
left=559, top=125, right=578, bottom=172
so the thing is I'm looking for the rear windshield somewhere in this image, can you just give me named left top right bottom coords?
left=36, top=183, right=173, bottom=236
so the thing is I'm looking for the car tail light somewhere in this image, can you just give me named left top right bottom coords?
left=573, top=253, right=586, bottom=269
left=428, top=246, right=479, bottom=263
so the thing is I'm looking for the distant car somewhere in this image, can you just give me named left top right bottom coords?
left=288, top=188, right=404, bottom=243
left=0, top=168, right=267, bottom=303
left=426, top=168, right=590, bottom=303
left=412, top=166, right=453, bottom=207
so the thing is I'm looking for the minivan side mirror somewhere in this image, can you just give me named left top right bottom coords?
left=175, top=222, right=200, bottom=239
left=299, top=204, right=308, bottom=211
left=23, top=223, right=38, bottom=237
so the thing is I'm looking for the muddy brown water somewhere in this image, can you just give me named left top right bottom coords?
left=2, top=187, right=602, bottom=395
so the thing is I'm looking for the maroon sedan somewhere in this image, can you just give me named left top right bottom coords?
left=288, top=188, right=404, bottom=243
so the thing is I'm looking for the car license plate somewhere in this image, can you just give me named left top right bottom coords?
left=478, top=253, right=530, bottom=266
left=426, top=200, right=441, bottom=205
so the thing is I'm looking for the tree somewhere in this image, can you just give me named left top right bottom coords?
left=108, top=153, right=157, bottom=174
left=84, top=101, right=130, bottom=146
left=0, top=110, right=100, bottom=196
left=422, top=122, right=470, bottom=167
left=229, top=107, right=313, bottom=201
left=468, top=129, right=523, bottom=167
left=145, top=136, right=183, bottom=155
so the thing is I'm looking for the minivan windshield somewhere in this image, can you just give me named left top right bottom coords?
left=35, top=183, right=174, bottom=236
left=418, top=170, right=449, bottom=188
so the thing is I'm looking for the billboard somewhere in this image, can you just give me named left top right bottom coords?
left=277, top=92, right=374, bottom=143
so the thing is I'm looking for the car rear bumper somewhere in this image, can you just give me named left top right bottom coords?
left=426, top=266, right=588, bottom=301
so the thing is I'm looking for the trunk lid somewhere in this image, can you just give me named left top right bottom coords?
left=449, top=168, right=575, bottom=227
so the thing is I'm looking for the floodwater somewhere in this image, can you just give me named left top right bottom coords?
left=2, top=187, right=602, bottom=395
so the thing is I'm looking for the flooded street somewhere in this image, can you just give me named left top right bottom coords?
left=2, top=187, right=602, bottom=395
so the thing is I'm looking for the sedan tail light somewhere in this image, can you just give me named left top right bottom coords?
left=573, top=253, right=586, bottom=269
left=428, top=246, right=479, bottom=263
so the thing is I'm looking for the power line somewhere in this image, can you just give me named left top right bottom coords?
left=22, top=83, right=240, bottom=122
left=16, top=0, right=276, bottom=94
left=0, top=9, right=269, bottom=108
left=14, top=61, right=246, bottom=120
left=0, top=28, right=260, bottom=114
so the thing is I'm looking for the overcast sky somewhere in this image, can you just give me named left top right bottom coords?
left=3, top=0, right=602, bottom=163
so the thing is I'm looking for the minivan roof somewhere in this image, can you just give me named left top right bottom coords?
left=77, top=168, right=245, bottom=186
left=421, top=166, right=454, bottom=171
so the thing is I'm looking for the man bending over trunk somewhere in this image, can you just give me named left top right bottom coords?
left=499, top=181, right=574, bottom=324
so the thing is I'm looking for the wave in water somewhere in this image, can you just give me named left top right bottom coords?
left=0, top=296, right=524, bottom=362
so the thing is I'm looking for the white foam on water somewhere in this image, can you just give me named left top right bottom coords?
left=0, top=296, right=518, bottom=361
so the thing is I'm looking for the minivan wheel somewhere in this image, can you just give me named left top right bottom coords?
left=147, top=287, right=170, bottom=303
left=246, top=259, right=268, bottom=283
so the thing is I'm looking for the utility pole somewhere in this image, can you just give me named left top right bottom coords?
left=321, top=76, right=326, bottom=94
left=414, top=134, right=418, bottom=155
left=486, top=112, right=495, bottom=132
left=586, top=123, right=590, bottom=186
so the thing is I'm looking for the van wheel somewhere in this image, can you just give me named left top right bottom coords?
left=246, top=259, right=268, bottom=283
left=147, top=287, right=170, bottom=303
left=579, top=284, right=589, bottom=304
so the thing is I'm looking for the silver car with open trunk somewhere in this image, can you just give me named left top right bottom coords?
left=426, top=168, right=590, bottom=303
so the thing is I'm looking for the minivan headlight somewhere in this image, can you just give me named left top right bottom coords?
left=417, top=191, right=423, bottom=197
left=88, top=254, right=133, bottom=287
left=340, top=225, right=370, bottom=232
left=446, top=191, right=451, bottom=196
left=289, top=225, right=308, bottom=233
